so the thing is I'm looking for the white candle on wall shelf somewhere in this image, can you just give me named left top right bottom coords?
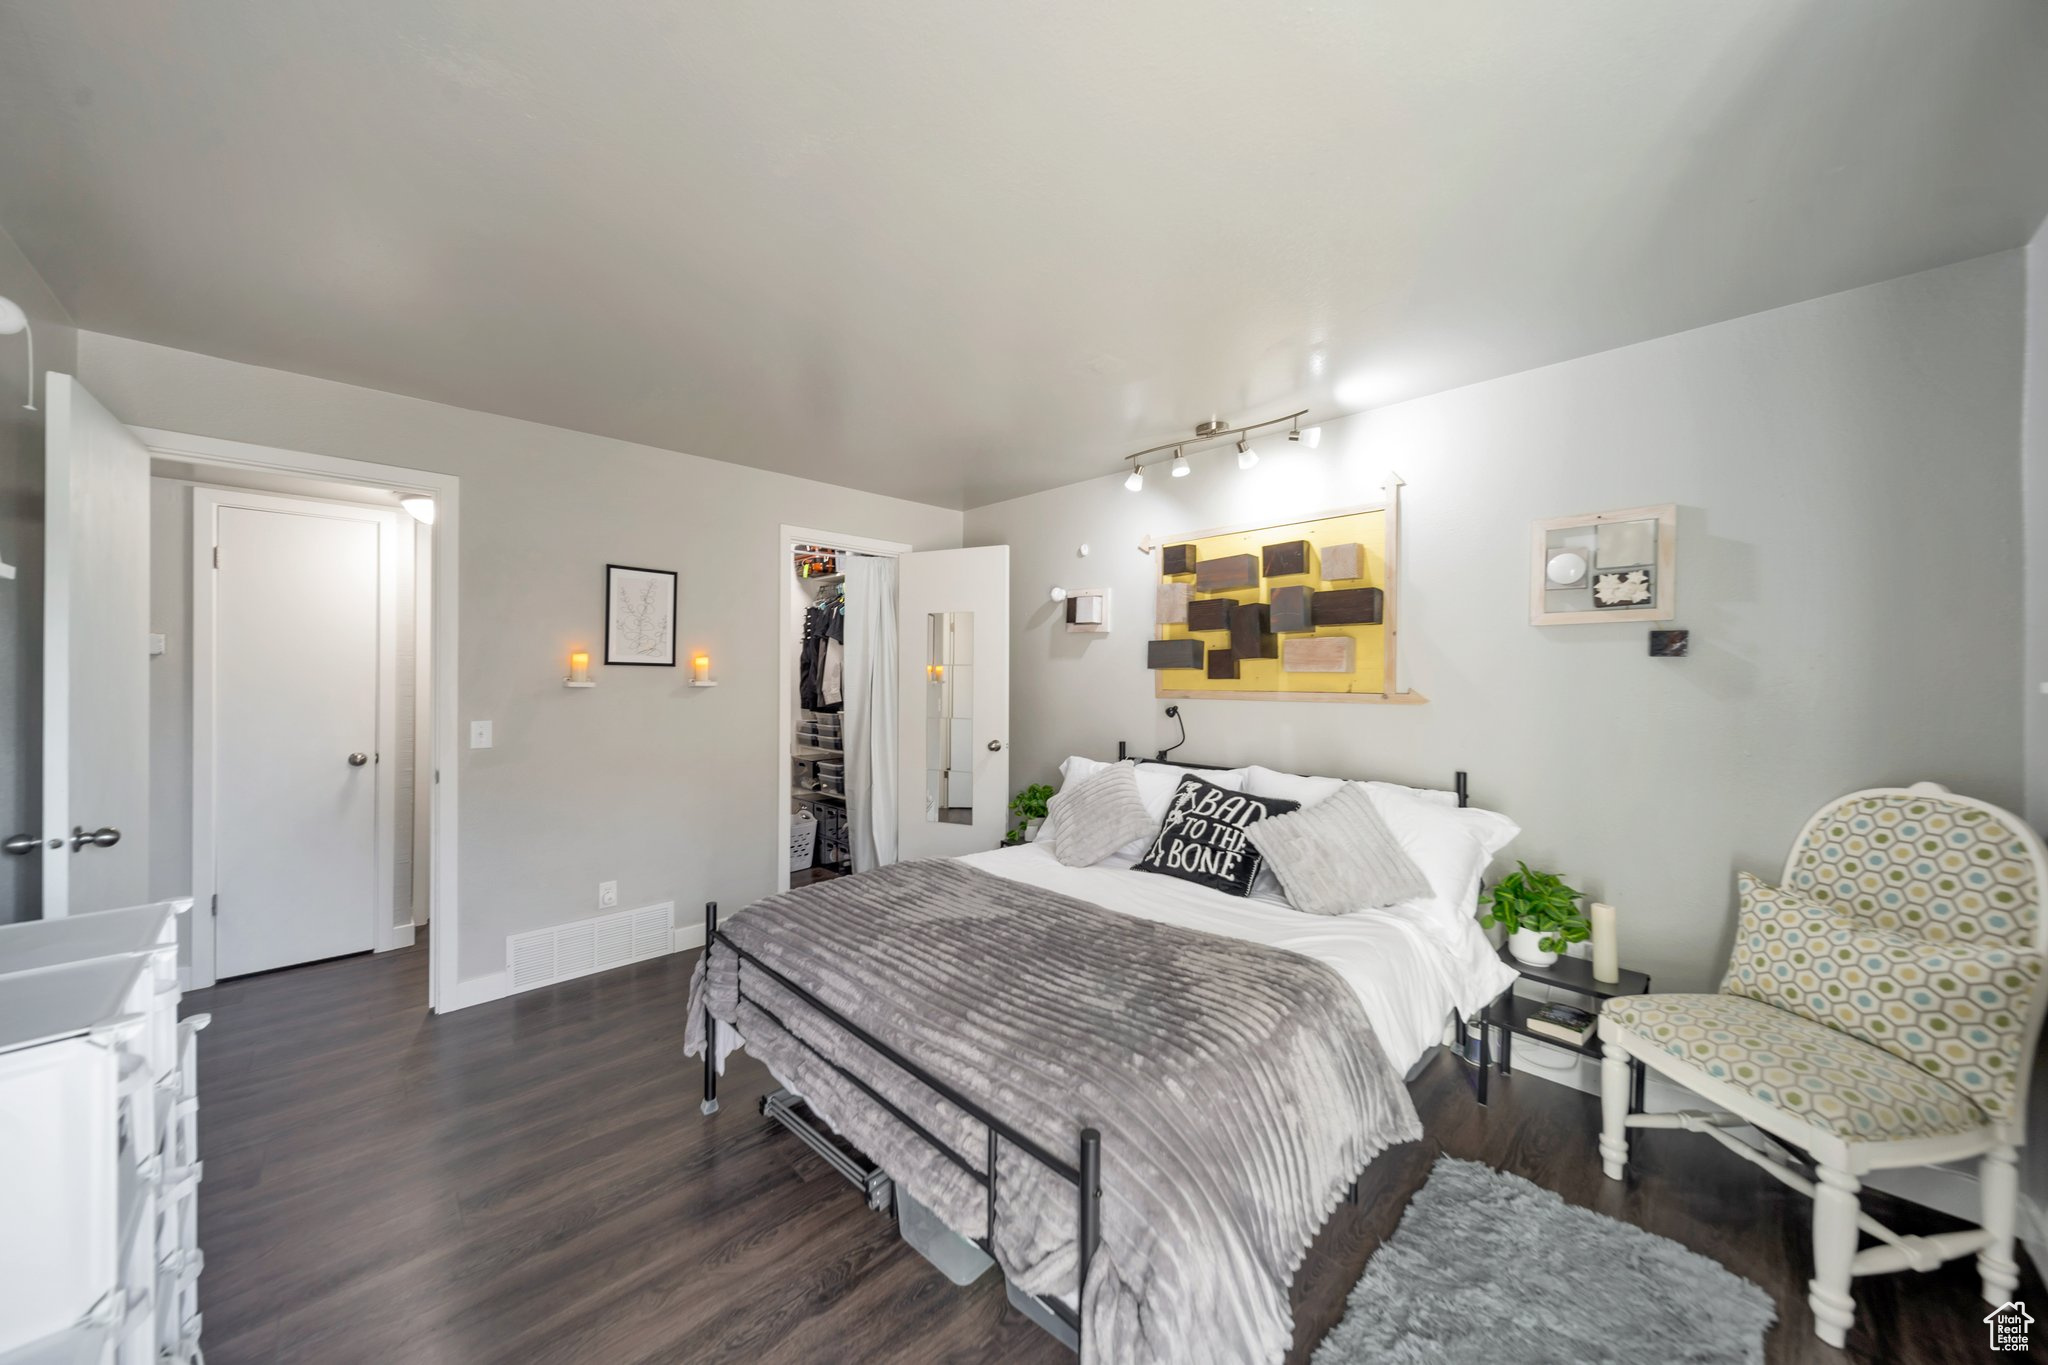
left=1590, top=901, right=1619, bottom=983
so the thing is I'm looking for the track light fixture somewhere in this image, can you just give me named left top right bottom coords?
left=1107, top=408, right=1312, bottom=488
left=0, top=296, right=35, bottom=411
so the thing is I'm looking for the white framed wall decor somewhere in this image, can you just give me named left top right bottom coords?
left=1530, top=502, right=1677, bottom=626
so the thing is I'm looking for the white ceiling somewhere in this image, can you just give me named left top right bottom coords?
left=3, top=3, right=2046, bottom=509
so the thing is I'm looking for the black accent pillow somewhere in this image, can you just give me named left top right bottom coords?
left=1134, top=775, right=1300, bottom=897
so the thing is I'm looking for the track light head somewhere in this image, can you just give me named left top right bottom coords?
left=1170, top=448, right=1190, bottom=478
left=1123, top=463, right=1144, bottom=492
left=1236, top=437, right=1259, bottom=470
left=1049, top=586, right=1068, bottom=603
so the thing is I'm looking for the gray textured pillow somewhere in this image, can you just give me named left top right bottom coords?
left=1047, top=763, right=1156, bottom=868
left=1245, top=782, right=1434, bottom=914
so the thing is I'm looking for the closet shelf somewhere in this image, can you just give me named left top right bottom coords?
left=793, top=745, right=842, bottom=760
left=792, top=788, right=846, bottom=806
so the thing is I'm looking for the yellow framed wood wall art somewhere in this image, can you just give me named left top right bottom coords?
left=1148, top=485, right=1424, bottom=704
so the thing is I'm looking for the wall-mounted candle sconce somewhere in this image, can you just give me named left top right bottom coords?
left=565, top=650, right=594, bottom=688
left=690, top=652, right=717, bottom=687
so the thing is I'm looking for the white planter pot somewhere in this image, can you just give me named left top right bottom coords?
left=1508, top=927, right=1558, bottom=967
left=1025, top=818, right=1045, bottom=842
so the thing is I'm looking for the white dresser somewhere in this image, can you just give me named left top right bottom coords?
left=0, top=902, right=205, bottom=1365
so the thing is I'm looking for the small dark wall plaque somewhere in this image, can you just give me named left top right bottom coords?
left=1269, top=585, right=1314, bottom=633
left=1262, top=540, right=1310, bottom=578
left=1229, top=603, right=1277, bottom=660
left=1147, top=638, right=1204, bottom=670
left=1312, top=587, right=1384, bottom=625
left=1161, top=544, right=1197, bottom=576
left=1187, top=597, right=1236, bottom=632
left=1195, top=553, right=1260, bottom=593
left=1649, top=629, right=1689, bottom=657
left=1206, top=648, right=1239, bottom=680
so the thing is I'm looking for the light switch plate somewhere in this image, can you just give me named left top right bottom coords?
left=470, top=720, right=493, bottom=749
left=148, top=633, right=166, bottom=657
left=598, top=880, right=618, bottom=909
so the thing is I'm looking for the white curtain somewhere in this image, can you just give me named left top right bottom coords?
left=841, top=554, right=899, bottom=870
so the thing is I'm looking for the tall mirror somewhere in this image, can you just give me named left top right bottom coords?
left=925, top=611, right=974, bottom=824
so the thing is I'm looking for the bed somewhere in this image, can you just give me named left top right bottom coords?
left=686, top=759, right=1519, bottom=1365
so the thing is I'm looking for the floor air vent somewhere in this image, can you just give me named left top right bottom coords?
left=507, top=902, right=676, bottom=993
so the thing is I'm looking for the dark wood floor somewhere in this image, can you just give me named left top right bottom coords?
left=182, top=936, right=2040, bottom=1364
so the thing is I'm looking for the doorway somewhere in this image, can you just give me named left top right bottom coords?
left=193, top=488, right=404, bottom=978
left=137, top=427, right=460, bottom=1010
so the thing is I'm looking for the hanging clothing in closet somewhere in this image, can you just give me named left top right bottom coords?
left=800, top=591, right=845, bottom=712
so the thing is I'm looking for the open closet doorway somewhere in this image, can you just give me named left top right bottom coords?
left=778, top=526, right=910, bottom=892
left=137, top=427, right=460, bottom=1012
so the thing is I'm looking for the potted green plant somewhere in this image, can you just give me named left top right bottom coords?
left=1481, top=863, right=1590, bottom=966
left=1008, top=783, right=1054, bottom=844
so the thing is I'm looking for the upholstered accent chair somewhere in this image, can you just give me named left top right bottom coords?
left=1598, top=784, right=2047, bottom=1348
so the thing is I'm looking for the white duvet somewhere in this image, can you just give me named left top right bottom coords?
left=957, top=840, right=1518, bottom=1075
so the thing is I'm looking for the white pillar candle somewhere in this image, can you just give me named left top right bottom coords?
left=1590, top=901, right=1619, bottom=983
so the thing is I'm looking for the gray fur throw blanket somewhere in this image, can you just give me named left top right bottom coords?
left=684, top=859, right=1420, bottom=1365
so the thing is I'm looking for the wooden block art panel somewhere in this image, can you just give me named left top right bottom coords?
left=1269, top=585, right=1314, bottom=633
left=1320, top=542, right=1363, bottom=581
left=1147, top=638, right=1203, bottom=670
left=1282, top=636, right=1355, bottom=673
left=1312, top=587, right=1383, bottom=625
left=1187, top=597, right=1235, bottom=632
left=1194, top=553, right=1260, bottom=592
left=1262, top=539, right=1310, bottom=578
left=1229, top=602, right=1277, bottom=660
left=1156, top=582, right=1190, bottom=625
left=1150, top=500, right=1415, bottom=703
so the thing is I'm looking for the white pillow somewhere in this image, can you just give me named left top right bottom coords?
left=1365, top=781, right=1517, bottom=856
left=1361, top=783, right=1521, bottom=944
left=1245, top=765, right=1344, bottom=809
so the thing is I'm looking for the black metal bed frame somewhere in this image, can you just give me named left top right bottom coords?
left=701, top=901, right=1100, bottom=1345
left=702, top=755, right=1473, bottom=1355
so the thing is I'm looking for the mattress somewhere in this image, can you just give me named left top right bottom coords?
left=956, top=841, right=1518, bottom=1075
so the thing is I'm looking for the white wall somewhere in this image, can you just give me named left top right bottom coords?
left=967, top=252, right=2027, bottom=996
left=81, top=332, right=963, bottom=986
left=0, top=227, right=76, bottom=922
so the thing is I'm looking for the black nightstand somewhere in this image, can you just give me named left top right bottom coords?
left=1473, top=947, right=1651, bottom=1108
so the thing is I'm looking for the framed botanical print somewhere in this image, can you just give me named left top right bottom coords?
left=1530, top=503, right=1676, bottom=625
left=605, top=563, right=677, bottom=665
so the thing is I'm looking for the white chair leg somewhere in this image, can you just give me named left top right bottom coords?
left=1979, top=1144, right=2021, bottom=1306
left=1598, top=1043, right=1630, bottom=1180
left=1808, top=1165, right=1861, bottom=1349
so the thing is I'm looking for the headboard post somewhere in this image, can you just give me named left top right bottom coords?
left=1455, top=771, right=1469, bottom=808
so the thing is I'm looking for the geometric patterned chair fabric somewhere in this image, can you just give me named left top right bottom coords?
left=1600, top=994, right=1986, bottom=1141
left=1597, top=785, right=2048, bottom=1351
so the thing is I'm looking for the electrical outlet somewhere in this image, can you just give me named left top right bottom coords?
left=598, top=880, right=618, bottom=909
left=470, top=720, right=493, bottom=749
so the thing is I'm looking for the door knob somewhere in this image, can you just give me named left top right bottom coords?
left=987, top=740, right=1005, bottom=752
left=348, top=752, right=369, bottom=767
left=69, top=826, right=121, bottom=851
left=3, top=834, right=41, bottom=855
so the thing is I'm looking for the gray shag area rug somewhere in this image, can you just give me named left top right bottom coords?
left=1312, top=1157, right=1776, bottom=1365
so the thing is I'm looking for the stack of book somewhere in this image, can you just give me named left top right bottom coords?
left=1526, top=1002, right=1598, bottom=1046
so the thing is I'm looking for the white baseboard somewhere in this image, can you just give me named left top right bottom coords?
left=379, top=922, right=416, bottom=951
left=673, top=922, right=706, bottom=954
left=1498, top=1029, right=1986, bottom=1225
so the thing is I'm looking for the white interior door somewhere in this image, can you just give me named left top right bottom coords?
left=203, top=493, right=394, bottom=978
left=896, top=546, right=1009, bottom=860
left=37, top=375, right=150, bottom=916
